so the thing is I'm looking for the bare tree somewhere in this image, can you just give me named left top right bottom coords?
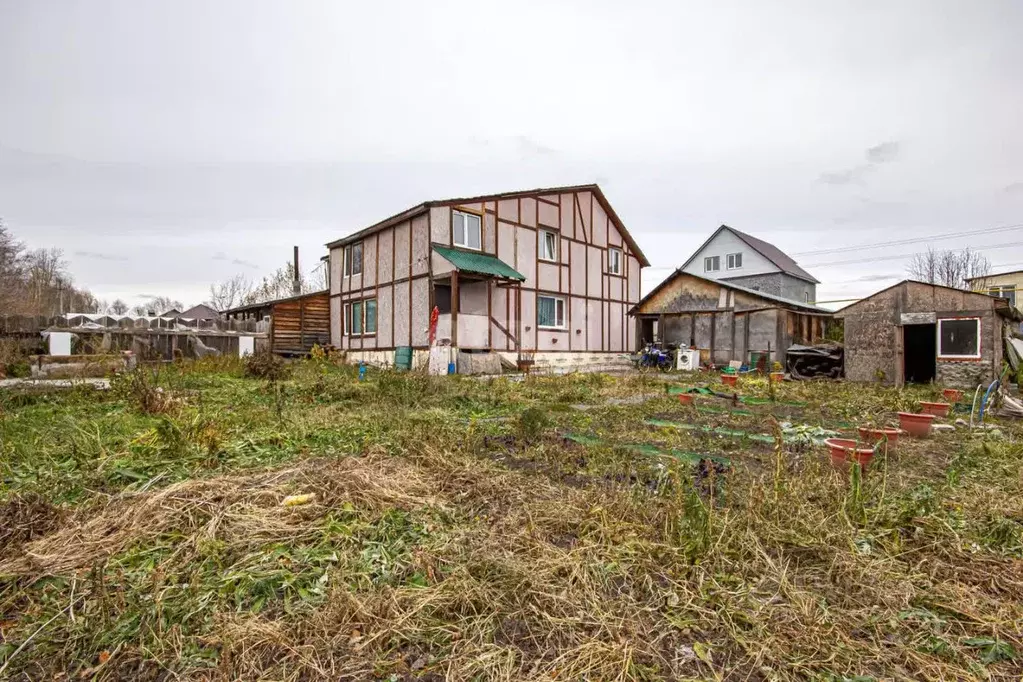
left=309, top=260, right=329, bottom=292
left=907, top=247, right=990, bottom=290
left=109, top=299, right=129, bottom=315
left=146, top=296, right=184, bottom=315
left=245, top=261, right=307, bottom=305
left=206, top=273, right=254, bottom=311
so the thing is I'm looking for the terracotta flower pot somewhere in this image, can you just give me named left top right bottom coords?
left=677, top=394, right=694, bottom=405
left=770, top=371, right=784, bottom=383
left=918, top=401, right=950, bottom=418
left=898, top=412, right=936, bottom=438
left=942, top=388, right=963, bottom=403
left=824, top=438, right=876, bottom=469
left=721, top=374, right=738, bottom=387
left=857, top=426, right=902, bottom=448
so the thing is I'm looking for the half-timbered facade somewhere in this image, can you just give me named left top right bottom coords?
left=326, top=184, right=648, bottom=368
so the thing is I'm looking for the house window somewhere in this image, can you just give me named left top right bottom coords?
left=704, top=256, right=720, bottom=272
left=804, top=291, right=811, bottom=303
left=365, top=299, right=377, bottom=334
left=537, top=295, right=566, bottom=329
left=608, top=247, right=623, bottom=275
left=453, top=211, right=482, bottom=250
left=539, top=229, right=558, bottom=262
left=344, top=298, right=377, bottom=335
left=937, top=318, right=981, bottom=359
left=351, top=300, right=363, bottom=335
left=989, top=285, right=1016, bottom=308
left=727, top=252, right=742, bottom=270
left=344, top=242, right=363, bottom=276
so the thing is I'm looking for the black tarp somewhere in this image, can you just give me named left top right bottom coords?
left=786, top=343, right=844, bottom=380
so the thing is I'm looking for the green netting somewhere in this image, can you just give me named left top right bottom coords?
left=561, top=431, right=731, bottom=466
left=645, top=419, right=776, bottom=443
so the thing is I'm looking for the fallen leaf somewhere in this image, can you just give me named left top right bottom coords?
left=282, top=493, right=316, bottom=507
left=97, top=651, right=111, bottom=664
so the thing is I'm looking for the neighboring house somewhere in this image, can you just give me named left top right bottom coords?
left=680, top=225, right=819, bottom=304
left=223, top=291, right=329, bottom=356
left=179, top=304, right=222, bottom=321
left=159, top=308, right=182, bottom=317
left=630, top=270, right=830, bottom=367
left=326, top=184, right=648, bottom=369
left=835, top=280, right=1021, bottom=387
left=966, top=269, right=1021, bottom=314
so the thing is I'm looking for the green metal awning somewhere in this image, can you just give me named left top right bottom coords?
left=432, top=244, right=526, bottom=282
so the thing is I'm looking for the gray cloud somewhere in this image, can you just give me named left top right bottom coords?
left=855, top=273, right=900, bottom=282
left=73, top=250, right=128, bottom=262
left=515, top=136, right=558, bottom=158
left=820, top=165, right=874, bottom=186
left=866, top=141, right=901, bottom=164
left=1004, top=182, right=1023, bottom=194
left=820, top=141, right=902, bottom=186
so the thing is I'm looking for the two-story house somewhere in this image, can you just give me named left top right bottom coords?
left=680, top=225, right=819, bottom=304
left=967, top=269, right=1020, bottom=314
left=326, top=184, right=648, bottom=370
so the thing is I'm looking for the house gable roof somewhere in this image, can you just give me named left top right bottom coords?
left=180, top=303, right=221, bottom=320
left=966, top=269, right=1023, bottom=282
left=325, top=184, right=649, bottom=267
left=680, top=225, right=819, bottom=284
left=630, top=268, right=830, bottom=316
left=834, top=279, right=1022, bottom=320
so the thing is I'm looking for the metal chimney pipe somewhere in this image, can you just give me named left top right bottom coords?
left=292, top=246, right=301, bottom=295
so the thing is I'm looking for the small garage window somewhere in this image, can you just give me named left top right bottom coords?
left=937, top=317, right=981, bottom=359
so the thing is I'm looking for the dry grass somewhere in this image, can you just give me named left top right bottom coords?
left=0, top=367, right=1021, bottom=680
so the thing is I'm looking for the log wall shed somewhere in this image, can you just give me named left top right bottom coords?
left=223, top=290, right=329, bottom=356
left=834, top=280, right=1021, bottom=388
left=630, top=270, right=830, bottom=367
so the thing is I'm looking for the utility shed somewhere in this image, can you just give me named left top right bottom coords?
left=223, top=290, right=330, bottom=356
left=834, top=280, right=1021, bottom=388
left=630, top=270, right=830, bottom=367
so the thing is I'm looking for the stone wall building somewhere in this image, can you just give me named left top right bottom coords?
left=630, top=270, right=830, bottom=367
left=835, top=280, right=1020, bottom=388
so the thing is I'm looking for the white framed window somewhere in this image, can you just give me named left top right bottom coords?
left=539, top=229, right=558, bottom=262
left=937, top=317, right=981, bottom=360
left=453, top=210, right=482, bottom=250
left=704, top=256, right=720, bottom=272
left=804, top=291, right=811, bottom=303
left=726, top=252, right=742, bottom=270
left=608, top=247, right=623, bottom=275
left=344, top=298, right=377, bottom=336
left=989, top=285, right=1017, bottom=308
left=344, top=242, right=363, bottom=277
left=537, top=295, right=566, bottom=329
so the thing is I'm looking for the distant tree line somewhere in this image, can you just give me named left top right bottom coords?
left=0, top=219, right=102, bottom=316
left=906, top=246, right=991, bottom=290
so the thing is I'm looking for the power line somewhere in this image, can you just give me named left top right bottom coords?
left=801, top=240, right=1023, bottom=268
left=790, top=223, right=1023, bottom=257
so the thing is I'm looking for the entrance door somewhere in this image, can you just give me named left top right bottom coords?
left=903, top=323, right=936, bottom=383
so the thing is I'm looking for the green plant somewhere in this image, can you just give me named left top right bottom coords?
left=516, top=406, right=551, bottom=445
left=244, top=352, right=290, bottom=381
left=110, top=366, right=178, bottom=415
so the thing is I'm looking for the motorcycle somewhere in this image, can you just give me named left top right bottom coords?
left=637, top=342, right=676, bottom=371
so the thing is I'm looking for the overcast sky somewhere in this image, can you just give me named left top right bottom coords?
left=2, top=0, right=1022, bottom=309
